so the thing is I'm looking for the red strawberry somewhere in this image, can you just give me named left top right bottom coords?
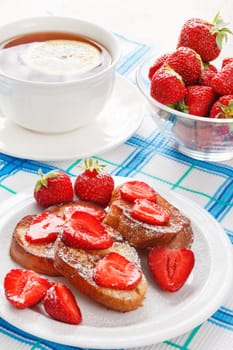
left=199, top=63, right=218, bottom=87
left=93, top=252, right=142, bottom=290
left=63, top=203, right=105, bottom=222
left=61, top=211, right=113, bottom=249
left=209, top=95, right=233, bottom=118
left=166, top=46, right=203, bottom=85
left=148, top=53, right=170, bottom=80
left=204, top=63, right=218, bottom=73
left=120, top=180, right=156, bottom=202
left=43, top=283, right=82, bottom=325
left=4, top=268, right=52, bottom=309
left=25, top=212, right=65, bottom=244
left=150, top=64, right=186, bottom=104
left=131, top=198, right=170, bottom=225
left=74, top=159, right=114, bottom=208
left=180, top=85, right=216, bottom=116
left=211, top=62, right=233, bottom=95
left=34, top=169, right=74, bottom=208
left=177, top=13, right=232, bottom=62
left=148, top=247, right=195, bottom=292
left=199, top=69, right=216, bottom=87
left=221, top=57, right=233, bottom=69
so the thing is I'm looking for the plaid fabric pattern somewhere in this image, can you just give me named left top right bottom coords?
left=0, top=33, right=233, bottom=350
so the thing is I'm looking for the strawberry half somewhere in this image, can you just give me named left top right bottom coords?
left=4, top=268, right=52, bottom=309
left=25, top=212, right=65, bottom=244
left=148, top=247, right=195, bottom=292
left=61, top=211, right=113, bottom=249
left=120, top=180, right=157, bottom=202
left=131, top=198, right=170, bottom=225
left=63, top=203, right=105, bottom=222
left=93, top=252, right=142, bottom=290
left=43, top=283, right=82, bottom=325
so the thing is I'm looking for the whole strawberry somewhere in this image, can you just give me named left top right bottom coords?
left=166, top=46, right=203, bottom=85
left=74, top=158, right=114, bottom=208
left=34, top=169, right=74, bottom=207
left=179, top=85, right=216, bottom=117
left=199, top=63, right=218, bottom=87
left=221, top=57, right=233, bottom=69
left=211, top=62, right=233, bottom=95
left=150, top=64, right=186, bottom=104
left=148, top=53, right=170, bottom=80
left=177, top=12, right=232, bottom=62
left=209, top=95, right=233, bottom=118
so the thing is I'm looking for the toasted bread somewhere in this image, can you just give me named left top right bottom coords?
left=9, top=201, right=106, bottom=276
left=54, top=231, right=148, bottom=312
left=104, top=184, right=193, bottom=249
left=10, top=199, right=148, bottom=312
left=9, top=214, right=60, bottom=276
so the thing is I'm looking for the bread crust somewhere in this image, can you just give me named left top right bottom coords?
left=9, top=201, right=107, bottom=276
left=104, top=185, right=193, bottom=249
left=54, top=235, right=148, bottom=312
left=9, top=215, right=60, bottom=276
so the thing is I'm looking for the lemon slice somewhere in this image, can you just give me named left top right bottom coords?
left=21, top=39, right=102, bottom=75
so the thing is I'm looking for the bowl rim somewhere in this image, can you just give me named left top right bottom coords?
left=136, top=53, right=233, bottom=124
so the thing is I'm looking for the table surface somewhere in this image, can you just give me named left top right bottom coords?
left=0, top=1, right=233, bottom=350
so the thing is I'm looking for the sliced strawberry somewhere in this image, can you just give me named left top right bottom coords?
left=63, top=204, right=105, bottom=222
left=25, top=212, right=65, bottom=244
left=148, top=247, right=195, bottom=292
left=43, top=283, right=82, bottom=325
left=131, top=198, right=170, bottom=225
left=93, top=252, right=142, bottom=290
left=4, top=268, right=52, bottom=309
left=61, top=211, right=113, bottom=249
left=120, top=181, right=157, bottom=202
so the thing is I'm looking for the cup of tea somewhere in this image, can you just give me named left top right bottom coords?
left=0, top=17, right=121, bottom=133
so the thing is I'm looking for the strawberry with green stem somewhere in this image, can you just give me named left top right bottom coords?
left=177, top=12, right=232, bottom=62
left=74, top=158, right=114, bottom=208
left=178, top=85, right=216, bottom=117
left=209, top=95, right=233, bottom=118
left=150, top=64, right=186, bottom=104
left=34, top=169, right=74, bottom=207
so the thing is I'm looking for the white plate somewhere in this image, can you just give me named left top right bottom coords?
left=0, top=75, right=144, bottom=161
left=0, top=177, right=232, bottom=349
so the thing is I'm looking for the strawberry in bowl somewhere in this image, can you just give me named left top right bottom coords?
left=136, top=13, right=233, bottom=162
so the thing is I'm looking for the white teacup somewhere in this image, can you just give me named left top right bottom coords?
left=0, top=17, right=121, bottom=133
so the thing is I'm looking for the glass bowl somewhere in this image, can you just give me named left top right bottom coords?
left=136, top=54, right=233, bottom=162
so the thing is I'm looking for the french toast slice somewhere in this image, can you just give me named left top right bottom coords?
left=104, top=184, right=193, bottom=249
left=9, top=201, right=106, bottom=276
left=9, top=214, right=60, bottom=276
left=54, top=230, right=148, bottom=312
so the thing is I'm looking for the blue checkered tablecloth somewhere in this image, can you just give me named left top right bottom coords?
left=0, top=33, right=233, bottom=350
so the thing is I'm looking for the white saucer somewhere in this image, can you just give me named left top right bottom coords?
left=0, top=75, right=144, bottom=161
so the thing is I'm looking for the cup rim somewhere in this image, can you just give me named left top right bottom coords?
left=0, top=16, right=121, bottom=86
